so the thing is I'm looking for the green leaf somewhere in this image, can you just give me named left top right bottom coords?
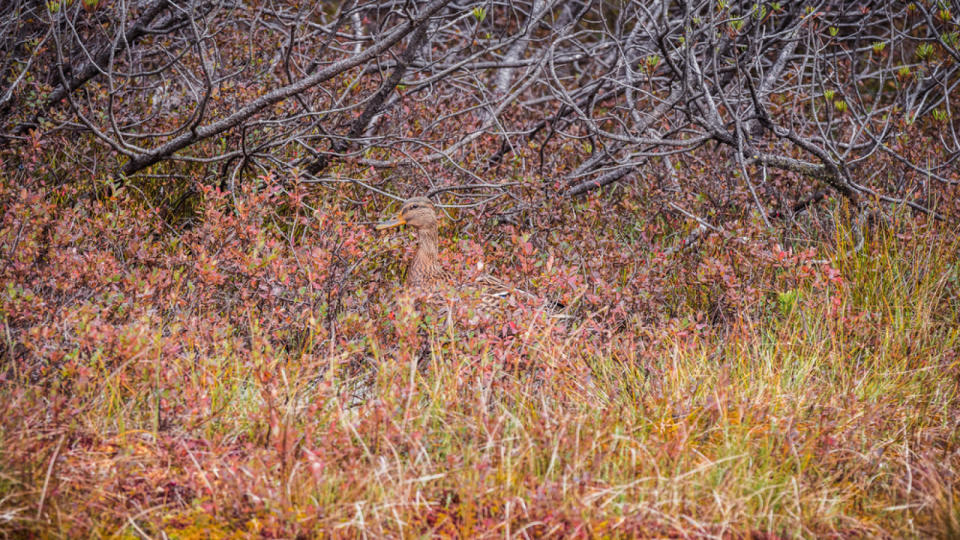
left=471, top=6, right=487, bottom=23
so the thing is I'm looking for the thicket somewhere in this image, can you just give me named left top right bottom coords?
left=1, top=0, right=958, bottom=537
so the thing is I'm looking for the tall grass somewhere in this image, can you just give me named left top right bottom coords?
left=2, top=185, right=958, bottom=536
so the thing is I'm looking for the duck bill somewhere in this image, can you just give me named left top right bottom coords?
left=376, top=216, right=406, bottom=230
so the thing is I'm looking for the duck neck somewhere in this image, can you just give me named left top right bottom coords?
left=407, top=224, right=440, bottom=286
left=415, top=225, right=439, bottom=266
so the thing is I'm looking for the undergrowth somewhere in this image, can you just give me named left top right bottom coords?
left=1, top=167, right=958, bottom=538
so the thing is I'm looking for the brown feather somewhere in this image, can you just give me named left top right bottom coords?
left=377, top=197, right=570, bottom=319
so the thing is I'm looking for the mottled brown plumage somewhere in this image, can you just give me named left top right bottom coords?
left=376, top=197, right=449, bottom=288
left=376, top=197, right=570, bottom=321
left=376, top=195, right=571, bottom=375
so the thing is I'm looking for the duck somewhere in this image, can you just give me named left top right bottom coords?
left=375, top=196, right=450, bottom=289
left=375, top=196, right=570, bottom=314
left=374, top=196, right=573, bottom=377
